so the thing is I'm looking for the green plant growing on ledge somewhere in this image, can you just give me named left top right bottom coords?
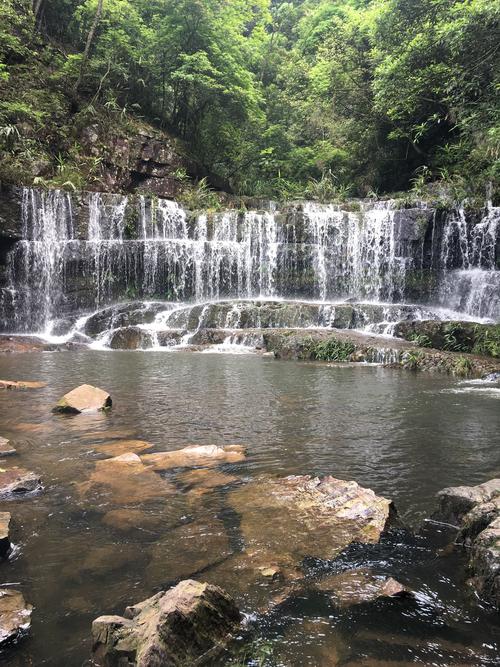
left=472, top=325, right=500, bottom=358
left=409, top=332, right=432, bottom=348
left=312, top=338, right=356, bottom=361
left=402, top=349, right=424, bottom=370
left=453, top=356, right=473, bottom=377
left=442, top=323, right=470, bottom=352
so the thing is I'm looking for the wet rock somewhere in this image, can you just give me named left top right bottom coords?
left=468, top=517, right=500, bottom=608
left=0, top=468, right=42, bottom=499
left=109, top=326, right=153, bottom=350
left=94, top=439, right=154, bottom=457
left=141, top=444, right=246, bottom=471
left=0, top=512, right=11, bottom=558
left=156, top=329, right=184, bottom=346
left=0, top=589, right=32, bottom=646
left=432, top=479, right=500, bottom=609
left=91, top=579, right=240, bottom=667
left=0, top=336, right=48, bottom=355
left=229, top=475, right=397, bottom=568
left=0, top=437, right=16, bottom=456
left=177, top=468, right=240, bottom=497
left=315, top=568, right=411, bottom=608
left=77, top=452, right=175, bottom=506
left=102, top=508, right=164, bottom=533
left=52, top=384, right=112, bottom=414
left=84, top=302, right=166, bottom=337
left=432, top=479, right=500, bottom=526
left=0, top=379, right=47, bottom=390
left=147, top=519, right=231, bottom=585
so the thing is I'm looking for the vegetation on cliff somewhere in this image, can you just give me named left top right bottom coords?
left=0, top=0, right=498, bottom=200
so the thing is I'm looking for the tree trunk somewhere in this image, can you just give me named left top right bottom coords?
left=75, top=0, right=104, bottom=93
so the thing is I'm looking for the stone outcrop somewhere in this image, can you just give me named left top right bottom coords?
left=0, top=589, right=32, bottom=647
left=52, top=384, right=112, bottom=414
left=432, top=479, right=500, bottom=609
left=0, top=437, right=15, bottom=456
left=0, top=467, right=42, bottom=499
left=0, top=512, right=11, bottom=558
left=109, top=326, right=153, bottom=350
left=141, top=445, right=246, bottom=471
left=91, top=579, right=240, bottom=667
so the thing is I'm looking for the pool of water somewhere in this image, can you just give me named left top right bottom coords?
left=0, top=351, right=499, bottom=665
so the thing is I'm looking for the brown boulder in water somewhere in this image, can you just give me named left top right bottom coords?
left=91, top=579, right=240, bottom=666
left=52, top=384, right=112, bottom=414
left=141, top=444, right=246, bottom=470
left=315, top=568, right=411, bottom=608
left=0, top=589, right=33, bottom=646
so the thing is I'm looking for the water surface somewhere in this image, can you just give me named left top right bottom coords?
left=0, top=351, right=499, bottom=665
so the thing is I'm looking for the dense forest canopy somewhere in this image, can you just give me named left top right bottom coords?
left=0, top=0, right=499, bottom=199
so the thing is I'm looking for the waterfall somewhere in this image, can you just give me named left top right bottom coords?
left=435, top=205, right=500, bottom=320
left=1, top=187, right=499, bottom=333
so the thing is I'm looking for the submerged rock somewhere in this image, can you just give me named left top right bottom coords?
left=0, top=589, right=32, bottom=646
left=432, top=479, right=500, bottom=609
left=109, top=326, right=153, bottom=350
left=315, top=568, right=411, bottom=608
left=91, top=579, right=240, bottom=667
left=0, top=379, right=47, bottom=390
left=0, top=437, right=16, bottom=457
left=0, top=467, right=42, bottom=499
left=141, top=444, right=246, bottom=470
left=78, top=452, right=175, bottom=506
left=147, top=518, right=231, bottom=585
left=93, top=439, right=154, bottom=457
left=52, top=384, right=112, bottom=414
left=0, top=512, right=11, bottom=558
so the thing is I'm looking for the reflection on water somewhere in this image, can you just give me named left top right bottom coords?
left=0, top=351, right=499, bottom=665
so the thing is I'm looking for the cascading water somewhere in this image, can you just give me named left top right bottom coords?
left=1, top=187, right=498, bottom=334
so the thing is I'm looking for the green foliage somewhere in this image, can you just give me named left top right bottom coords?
left=442, top=322, right=470, bottom=352
left=311, top=338, right=356, bottom=362
left=0, top=0, right=498, bottom=197
left=409, top=332, right=433, bottom=348
left=453, top=355, right=473, bottom=377
left=472, top=325, right=500, bottom=358
left=402, top=349, right=424, bottom=370
left=178, top=177, right=221, bottom=211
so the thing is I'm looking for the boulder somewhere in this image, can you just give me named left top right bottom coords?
left=91, top=579, right=240, bottom=667
left=77, top=453, right=175, bottom=506
left=0, top=512, right=11, bottom=558
left=315, top=568, right=411, bottom=608
left=0, top=437, right=15, bottom=456
left=94, top=440, right=154, bottom=457
left=0, top=468, right=42, bottom=499
left=52, top=384, right=112, bottom=414
left=229, top=475, right=398, bottom=568
left=141, top=444, right=246, bottom=471
left=432, top=479, right=500, bottom=526
left=431, top=479, right=500, bottom=609
left=177, top=468, right=240, bottom=497
left=0, top=589, right=32, bottom=646
left=156, top=330, right=184, bottom=347
left=109, top=327, right=153, bottom=350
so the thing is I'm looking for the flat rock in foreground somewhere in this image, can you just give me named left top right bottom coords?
left=0, top=589, right=33, bottom=646
left=229, top=475, right=397, bottom=566
left=432, top=479, right=500, bottom=609
left=52, top=384, right=112, bottom=414
left=141, top=444, right=246, bottom=470
left=0, top=467, right=42, bottom=500
left=0, top=512, right=11, bottom=558
left=91, top=579, right=240, bottom=667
